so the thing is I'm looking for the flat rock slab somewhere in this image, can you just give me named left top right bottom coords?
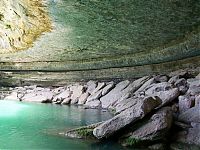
left=93, top=96, right=161, bottom=139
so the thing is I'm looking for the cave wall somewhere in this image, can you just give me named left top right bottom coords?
left=0, top=0, right=51, bottom=53
left=0, top=0, right=199, bottom=83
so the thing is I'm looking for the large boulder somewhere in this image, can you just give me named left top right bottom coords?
left=102, top=82, right=115, bottom=96
left=93, top=96, right=161, bottom=139
left=175, top=123, right=200, bottom=146
left=86, top=81, right=97, bottom=94
left=145, top=82, right=180, bottom=106
left=70, top=85, right=84, bottom=104
left=53, top=89, right=71, bottom=102
left=178, top=95, right=195, bottom=113
left=78, top=92, right=90, bottom=105
left=115, top=96, right=160, bottom=114
left=178, top=107, right=200, bottom=123
left=120, top=107, right=173, bottom=147
left=85, top=100, right=101, bottom=109
left=100, top=76, right=149, bottom=109
left=91, top=82, right=106, bottom=95
left=4, top=92, right=19, bottom=101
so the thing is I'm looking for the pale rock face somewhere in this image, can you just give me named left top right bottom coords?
left=145, top=82, right=180, bottom=106
left=120, top=107, right=173, bottom=146
left=0, top=0, right=51, bottom=53
left=93, top=96, right=161, bottom=139
left=100, top=77, right=149, bottom=109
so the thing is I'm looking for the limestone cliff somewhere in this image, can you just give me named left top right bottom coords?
left=0, top=0, right=199, bottom=83
left=0, top=0, right=51, bottom=53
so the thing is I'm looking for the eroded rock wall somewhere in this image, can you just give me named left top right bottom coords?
left=0, top=0, right=51, bottom=53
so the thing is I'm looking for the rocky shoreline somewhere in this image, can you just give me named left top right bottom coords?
left=1, top=69, right=200, bottom=149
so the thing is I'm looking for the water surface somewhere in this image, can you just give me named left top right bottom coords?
left=0, top=100, right=125, bottom=150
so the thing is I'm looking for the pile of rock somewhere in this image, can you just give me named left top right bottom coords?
left=3, top=70, right=200, bottom=149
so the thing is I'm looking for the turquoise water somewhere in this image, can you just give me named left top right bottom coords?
left=0, top=100, right=124, bottom=150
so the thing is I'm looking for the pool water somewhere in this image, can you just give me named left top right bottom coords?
left=0, top=100, right=125, bottom=150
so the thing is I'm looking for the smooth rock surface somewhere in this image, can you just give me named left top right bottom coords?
left=93, top=96, right=161, bottom=139
left=145, top=82, right=180, bottom=106
left=120, top=107, right=173, bottom=146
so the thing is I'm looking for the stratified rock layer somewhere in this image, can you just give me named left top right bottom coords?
left=0, top=0, right=199, bottom=81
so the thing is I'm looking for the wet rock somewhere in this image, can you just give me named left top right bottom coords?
left=145, top=82, right=180, bottom=106
left=85, top=99, right=101, bottom=109
left=174, top=78, right=188, bottom=94
left=93, top=96, right=161, bottom=139
left=78, top=92, right=90, bottom=105
left=61, top=122, right=103, bottom=139
left=120, top=107, right=172, bottom=146
left=61, top=98, right=71, bottom=105
left=178, top=107, right=200, bottom=123
left=100, top=77, right=149, bottom=109
left=86, top=80, right=97, bottom=94
left=178, top=95, right=195, bottom=113
left=102, top=82, right=115, bottom=96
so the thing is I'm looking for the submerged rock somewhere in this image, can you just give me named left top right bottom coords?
left=61, top=122, right=103, bottom=139
left=93, top=96, right=161, bottom=139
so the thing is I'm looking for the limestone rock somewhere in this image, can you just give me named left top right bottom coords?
left=100, top=77, right=149, bottom=109
left=145, top=82, right=180, bottom=106
left=53, top=89, right=71, bottom=102
left=168, top=76, right=180, bottom=85
left=115, top=96, right=160, bottom=114
left=195, top=95, right=200, bottom=107
left=154, top=75, right=169, bottom=83
left=85, top=100, right=101, bottom=109
left=86, top=81, right=97, bottom=94
left=102, top=82, right=115, bottom=96
left=93, top=96, right=161, bottom=139
left=176, top=123, right=200, bottom=146
left=70, top=85, right=84, bottom=104
left=78, top=92, right=90, bottom=105
left=61, top=98, right=71, bottom=105
left=92, top=82, right=106, bottom=95
left=4, top=92, right=19, bottom=101
left=174, top=78, right=188, bottom=94
left=120, top=107, right=173, bottom=146
left=134, top=77, right=156, bottom=94
left=178, top=107, right=200, bottom=123
left=178, top=95, right=195, bottom=113
left=86, top=89, right=102, bottom=102
left=196, top=73, right=200, bottom=79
